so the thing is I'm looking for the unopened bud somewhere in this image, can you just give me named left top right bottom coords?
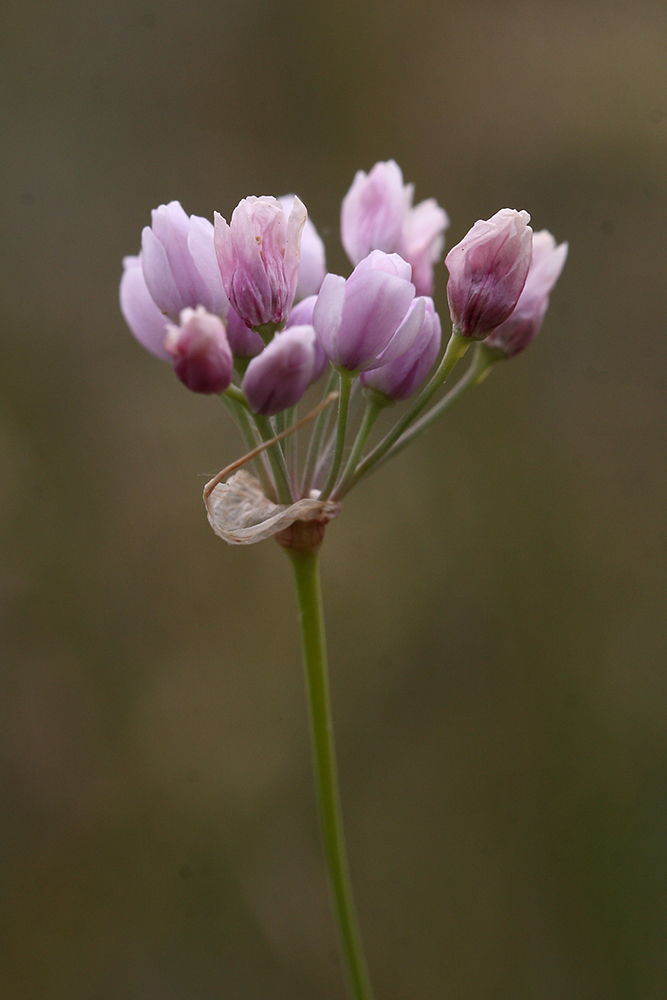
left=164, top=307, right=233, bottom=394
left=242, top=325, right=317, bottom=415
left=445, top=209, right=533, bottom=339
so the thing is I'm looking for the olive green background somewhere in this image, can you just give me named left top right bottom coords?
left=2, top=1, right=666, bottom=997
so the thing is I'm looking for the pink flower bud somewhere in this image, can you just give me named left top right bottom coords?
left=484, top=231, right=568, bottom=357
left=341, top=160, right=449, bottom=296
left=279, top=195, right=327, bottom=300
left=164, top=307, right=233, bottom=395
left=119, top=255, right=170, bottom=360
left=401, top=197, right=450, bottom=297
left=361, top=298, right=442, bottom=401
left=445, top=209, right=533, bottom=339
left=141, top=202, right=228, bottom=322
left=225, top=305, right=264, bottom=359
left=214, top=195, right=307, bottom=331
left=242, top=326, right=317, bottom=415
left=286, top=295, right=330, bottom=382
left=313, top=250, right=417, bottom=373
left=341, top=161, right=406, bottom=261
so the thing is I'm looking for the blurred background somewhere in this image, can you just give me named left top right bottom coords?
left=2, top=0, right=666, bottom=997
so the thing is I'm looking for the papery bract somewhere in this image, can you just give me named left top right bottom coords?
left=341, top=160, right=449, bottom=296
left=445, top=209, right=533, bottom=339
left=119, top=255, right=170, bottom=360
left=279, top=195, right=327, bottom=301
left=484, top=231, right=568, bottom=357
left=214, top=195, right=307, bottom=331
left=361, top=297, right=442, bottom=401
left=164, top=307, right=233, bottom=395
left=313, top=250, right=419, bottom=373
left=141, top=202, right=228, bottom=322
left=242, top=325, right=317, bottom=415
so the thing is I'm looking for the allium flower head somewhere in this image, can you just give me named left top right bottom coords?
left=341, top=160, right=449, bottom=296
left=484, top=231, right=568, bottom=357
left=214, top=195, right=307, bottom=332
left=445, top=209, right=533, bottom=339
left=313, top=250, right=421, bottom=373
left=141, top=202, right=228, bottom=322
left=164, top=306, right=233, bottom=395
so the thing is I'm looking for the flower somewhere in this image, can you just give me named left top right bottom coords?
left=340, top=160, right=449, bottom=296
left=119, top=255, right=170, bottom=360
left=484, top=231, right=568, bottom=357
left=313, top=250, right=422, bottom=373
left=164, top=307, right=233, bottom=394
left=242, top=326, right=317, bottom=415
left=224, top=306, right=265, bottom=359
left=214, top=195, right=307, bottom=332
left=401, top=197, right=450, bottom=298
left=279, top=195, right=327, bottom=301
left=286, top=295, right=329, bottom=382
left=445, top=209, right=533, bottom=339
left=361, top=297, right=442, bottom=401
left=141, top=202, right=228, bottom=322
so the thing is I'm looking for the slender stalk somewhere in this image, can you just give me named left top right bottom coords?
left=252, top=412, right=294, bottom=503
left=377, top=343, right=495, bottom=467
left=336, top=332, right=470, bottom=497
left=301, top=371, right=338, bottom=497
left=318, top=370, right=354, bottom=500
left=286, top=546, right=375, bottom=1000
left=220, top=393, right=275, bottom=499
left=332, top=396, right=384, bottom=500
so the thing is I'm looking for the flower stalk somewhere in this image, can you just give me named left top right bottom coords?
left=120, top=166, right=567, bottom=1000
left=335, top=330, right=470, bottom=497
left=285, top=543, right=375, bottom=1000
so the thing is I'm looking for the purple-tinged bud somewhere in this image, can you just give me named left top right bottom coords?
left=361, top=298, right=442, bottom=401
left=286, top=295, right=329, bottom=382
left=341, top=161, right=407, bottom=261
left=225, top=305, right=264, bottom=359
left=141, top=202, right=228, bottom=322
left=313, top=250, right=418, bottom=373
left=279, top=195, right=327, bottom=300
left=401, top=197, right=450, bottom=297
left=341, top=160, right=449, bottom=297
left=484, top=231, right=568, bottom=357
left=164, top=307, right=233, bottom=395
left=119, top=255, right=170, bottom=360
left=242, top=326, right=317, bottom=416
left=214, top=195, right=307, bottom=332
left=445, top=209, right=533, bottom=339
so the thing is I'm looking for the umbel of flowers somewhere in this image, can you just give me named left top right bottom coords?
left=119, top=161, right=567, bottom=1000
left=120, top=160, right=567, bottom=547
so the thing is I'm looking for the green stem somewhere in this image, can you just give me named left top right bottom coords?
left=367, top=343, right=496, bottom=474
left=286, top=546, right=375, bottom=1000
left=337, top=331, right=470, bottom=497
left=318, top=370, right=354, bottom=500
left=252, top=412, right=294, bottom=503
left=332, top=396, right=384, bottom=500
left=219, top=393, right=275, bottom=500
left=301, top=371, right=338, bottom=497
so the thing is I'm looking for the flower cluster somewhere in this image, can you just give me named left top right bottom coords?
left=120, top=161, right=567, bottom=530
